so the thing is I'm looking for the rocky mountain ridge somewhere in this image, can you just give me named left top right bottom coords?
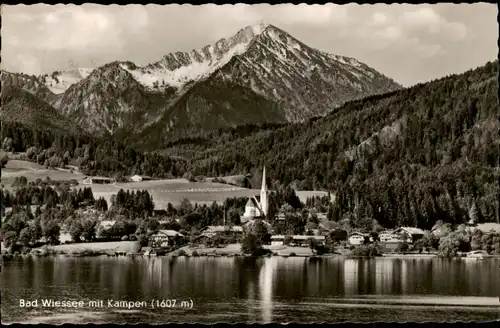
left=2, top=23, right=402, bottom=138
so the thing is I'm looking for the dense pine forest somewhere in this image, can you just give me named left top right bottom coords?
left=156, top=60, right=500, bottom=229
left=2, top=61, right=499, bottom=231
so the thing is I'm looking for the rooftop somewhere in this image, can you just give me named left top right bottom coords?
left=85, top=176, right=114, bottom=181
left=397, top=227, right=425, bottom=235
left=474, top=223, right=500, bottom=233
left=203, top=226, right=244, bottom=233
left=154, top=229, right=184, bottom=237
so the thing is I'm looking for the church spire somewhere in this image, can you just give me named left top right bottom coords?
left=261, top=166, right=267, bottom=191
left=260, top=166, right=268, bottom=216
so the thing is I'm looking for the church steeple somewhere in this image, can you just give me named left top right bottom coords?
left=260, top=166, right=268, bottom=216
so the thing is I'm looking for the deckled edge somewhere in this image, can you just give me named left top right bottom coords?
left=0, top=1, right=494, bottom=5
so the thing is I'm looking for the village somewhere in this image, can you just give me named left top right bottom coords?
left=3, top=167, right=499, bottom=259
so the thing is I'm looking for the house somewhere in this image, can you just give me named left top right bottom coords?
left=394, top=227, right=425, bottom=244
left=192, top=234, right=214, bottom=245
left=59, top=232, right=73, bottom=244
left=472, top=223, right=500, bottom=234
left=150, top=230, right=185, bottom=248
left=99, top=220, right=116, bottom=230
left=130, top=175, right=152, bottom=182
left=379, top=231, right=402, bottom=243
left=270, top=235, right=285, bottom=245
left=348, top=232, right=367, bottom=245
left=96, top=220, right=118, bottom=239
left=82, top=176, right=115, bottom=185
left=240, top=167, right=269, bottom=223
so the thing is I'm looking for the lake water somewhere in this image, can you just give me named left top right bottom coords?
left=1, top=256, right=499, bottom=323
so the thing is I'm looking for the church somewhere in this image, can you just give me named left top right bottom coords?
left=240, top=167, right=269, bottom=224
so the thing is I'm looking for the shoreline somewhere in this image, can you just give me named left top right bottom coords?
left=3, top=251, right=500, bottom=260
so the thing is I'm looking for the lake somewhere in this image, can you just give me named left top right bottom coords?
left=1, top=256, right=499, bottom=323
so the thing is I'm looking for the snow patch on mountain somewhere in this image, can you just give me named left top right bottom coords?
left=43, top=68, right=94, bottom=94
left=121, top=42, right=249, bottom=89
left=121, top=23, right=269, bottom=90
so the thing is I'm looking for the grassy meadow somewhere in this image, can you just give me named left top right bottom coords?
left=177, top=243, right=315, bottom=256
left=2, top=159, right=329, bottom=208
left=34, top=241, right=141, bottom=255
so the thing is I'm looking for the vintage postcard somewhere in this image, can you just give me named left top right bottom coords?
left=1, top=3, right=499, bottom=324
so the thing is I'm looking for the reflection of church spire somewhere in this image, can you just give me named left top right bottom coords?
left=260, top=166, right=268, bottom=216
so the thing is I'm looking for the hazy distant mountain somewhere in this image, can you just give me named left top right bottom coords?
left=2, top=23, right=401, bottom=137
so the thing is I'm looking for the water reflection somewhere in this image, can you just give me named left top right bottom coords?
left=1, top=256, right=500, bottom=323
left=258, top=257, right=276, bottom=322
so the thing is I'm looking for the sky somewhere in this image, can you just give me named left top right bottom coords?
left=1, top=3, right=498, bottom=87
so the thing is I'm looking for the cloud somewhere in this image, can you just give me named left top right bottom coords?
left=371, top=12, right=388, bottom=25
left=403, top=7, right=442, bottom=32
left=1, top=3, right=495, bottom=87
left=2, top=5, right=150, bottom=54
left=374, top=26, right=403, bottom=41
left=274, top=4, right=350, bottom=26
left=357, top=6, right=471, bottom=58
left=39, top=7, right=120, bottom=51
left=402, top=7, right=467, bottom=40
left=443, top=21, right=467, bottom=41
left=16, top=53, right=42, bottom=74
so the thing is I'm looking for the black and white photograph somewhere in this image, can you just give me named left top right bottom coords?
left=0, top=3, right=499, bottom=324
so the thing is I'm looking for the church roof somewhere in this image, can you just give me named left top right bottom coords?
left=245, top=197, right=261, bottom=209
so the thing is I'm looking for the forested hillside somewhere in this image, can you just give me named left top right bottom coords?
left=2, top=61, right=498, bottom=231
left=1, top=86, right=81, bottom=135
left=1, top=122, right=188, bottom=179
left=158, top=60, right=500, bottom=229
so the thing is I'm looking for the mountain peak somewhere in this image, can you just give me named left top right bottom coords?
left=234, top=23, right=269, bottom=41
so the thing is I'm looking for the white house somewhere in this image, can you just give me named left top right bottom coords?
left=379, top=231, right=402, bottom=243
left=130, top=175, right=152, bottom=182
left=348, top=232, right=367, bottom=245
left=271, top=235, right=285, bottom=246
left=469, top=223, right=500, bottom=234
left=150, top=230, right=185, bottom=247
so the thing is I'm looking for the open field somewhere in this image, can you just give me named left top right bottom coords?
left=82, top=183, right=330, bottom=209
left=74, top=179, right=258, bottom=208
left=34, top=241, right=140, bottom=255
left=265, top=245, right=315, bottom=256
left=206, top=174, right=246, bottom=186
left=2, top=160, right=330, bottom=208
left=1, top=160, right=85, bottom=186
